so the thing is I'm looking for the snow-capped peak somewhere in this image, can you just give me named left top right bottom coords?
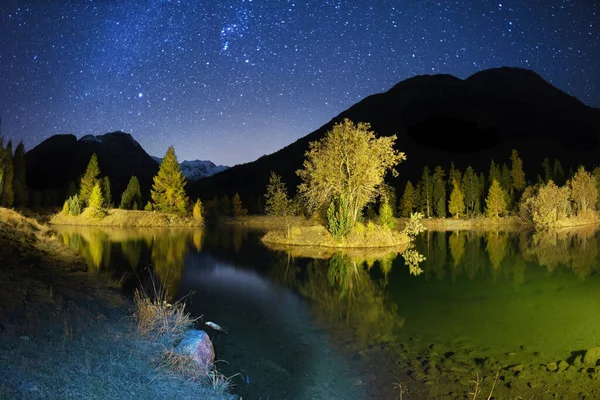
left=152, top=157, right=229, bottom=181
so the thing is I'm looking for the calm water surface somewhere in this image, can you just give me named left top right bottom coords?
left=54, top=224, right=600, bottom=399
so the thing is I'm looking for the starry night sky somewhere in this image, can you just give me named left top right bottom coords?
left=1, top=1, right=598, bottom=166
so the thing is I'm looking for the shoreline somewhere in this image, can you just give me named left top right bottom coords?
left=49, top=208, right=203, bottom=228
left=0, top=207, right=233, bottom=400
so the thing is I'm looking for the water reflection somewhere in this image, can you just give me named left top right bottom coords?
left=56, top=226, right=204, bottom=299
left=54, top=224, right=600, bottom=370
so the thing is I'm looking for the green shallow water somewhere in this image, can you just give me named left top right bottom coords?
left=53, top=224, right=600, bottom=399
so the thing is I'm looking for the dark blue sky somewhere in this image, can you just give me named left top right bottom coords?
left=1, top=0, right=598, bottom=165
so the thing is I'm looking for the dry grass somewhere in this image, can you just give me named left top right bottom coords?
left=262, top=223, right=410, bottom=248
left=207, top=369, right=241, bottom=394
left=49, top=208, right=202, bottom=227
left=133, top=287, right=197, bottom=338
left=159, top=348, right=209, bottom=381
left=158, top=350, right=240, bottom=393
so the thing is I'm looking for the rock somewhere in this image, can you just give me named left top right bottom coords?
left=583, top=347, right=600, bottom=367
left=176, top=330, right=214, bottom=371
left=546, top=362, right=558, bottom=372
left=573, top=355, right=583, bottom=368
left=558, top=360, right=569, bottom=372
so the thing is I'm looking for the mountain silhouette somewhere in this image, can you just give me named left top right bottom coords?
left=187, top=67, right=600, bottom=210
left=26, top=132, right=158, bottom=204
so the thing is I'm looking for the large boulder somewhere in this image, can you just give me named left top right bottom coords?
left=176, top=330, right=215, bottom=371
left=583, top=347, right=600, bottom=367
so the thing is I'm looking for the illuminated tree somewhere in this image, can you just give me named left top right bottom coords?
left=264, top=171, right=295, bottom=216
left=88, top=182, right=104, bottom=217
left=485, top=179, right=507, bottom=218
left=399, top=181, right=416, bottom=217
left=570, top=166, right=597, bottom=215
left=448, top=180, right=465, bottom=218
left=102, top=176, right=112, bottom=208
left=378, top=199, right=395, bottom=229
left=192, top=199, right=203, bottom=222
left=297, top=118, right=404, bottom=229
left=79, top=153, right=101, bottom=205
left=150, top=146, right=189, bottom=213
left=120, top=176, right=142, bottom=210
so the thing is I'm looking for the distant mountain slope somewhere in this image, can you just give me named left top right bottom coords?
left=188, top=67, right=600, bottom=209
left=26, top=132, right=158, bottom=204
left=152, top=157, right=228, bottom=181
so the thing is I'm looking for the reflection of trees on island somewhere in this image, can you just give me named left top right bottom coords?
left=269, top=250, right=406, bottom=348
left=57, top=227, right=205, bottom=299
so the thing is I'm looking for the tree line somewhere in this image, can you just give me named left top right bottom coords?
left=0, top=138, right=28, bottom=208
left=263, top=120, right=600, bottom=233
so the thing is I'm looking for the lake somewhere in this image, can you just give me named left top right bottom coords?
left=54, top=224, right=600, bottom=399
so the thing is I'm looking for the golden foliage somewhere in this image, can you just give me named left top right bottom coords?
left=297, top=118, right=405, bottom=223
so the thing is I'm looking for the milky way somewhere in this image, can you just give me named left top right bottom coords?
left=0, top=0, right=598, bottom=165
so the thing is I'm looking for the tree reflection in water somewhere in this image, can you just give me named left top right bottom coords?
left=57, top=227, right=206, bottom=301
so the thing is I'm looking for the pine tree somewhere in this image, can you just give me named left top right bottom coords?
left=192, top=199, right=203, bottom=222
left=420, top=166, right=433, bottom=218
left=79, top=154, right=101, bottom=205
left=264, top=171, right=294, bottom=216
left=13, top=141, right=28, bottom=207
left=120, top=176, right=142, bottom=210
left=448, top=162, right=462, bottom=191
left=448, top=180, right=465, bottom=218
left=1, top=140, right=14, bottom=207
left=232, top=193, right=247, bottom=216
left=432, top=166, right=446, bottom=217
left=66, top=181, right=78, bottom=199
left=379, top=199, right=395, bottom=229
left=463, top=166, right=478, bottom=215
left=485, top=179, right=507, bottom=218
left=541, top=158, right=552, bottom=183
left=510, top=149, right=526, bottom=192
left=399, top=181, right=416, bottom=217
left=150, top=146, right=189, bottom=213
left=88, top=182, right=104, bottom=216
left=488, top=159, right=501, bottom=187
left=553, top=159, right=565, bottom=186
left=102, top=176, right=112, bottom=208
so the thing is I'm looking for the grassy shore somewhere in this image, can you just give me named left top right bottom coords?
left=0, top=207, right=234, bottom=400
left=50, top=208, right=202, bottom=227
left=262, top=222, right=411, bottom=248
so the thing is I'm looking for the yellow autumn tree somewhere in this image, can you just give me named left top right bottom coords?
left=150, top=146, right=188, bottom=213
left=297, top=118, right=405, bottom=232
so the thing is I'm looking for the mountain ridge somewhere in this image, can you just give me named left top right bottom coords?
left=187, top=67, right=600, bottom=210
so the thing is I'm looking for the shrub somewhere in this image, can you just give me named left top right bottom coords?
left=327, top=197, right=353, bottom=238
left=64, top=194, right=82, bottom=216
left=379, top=201, right=395, bottom=229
